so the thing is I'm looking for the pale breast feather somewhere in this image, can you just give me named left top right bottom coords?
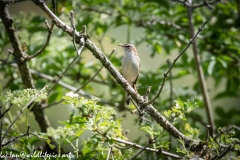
left=121, top=54, right=139, bottom=85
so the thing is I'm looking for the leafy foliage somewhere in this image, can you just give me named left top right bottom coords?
left=46, top=92, right=131, bottom=159
left=5, top=88, right=47, bottom=107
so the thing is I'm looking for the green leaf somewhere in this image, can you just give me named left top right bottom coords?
left=207, top=58, right=216, bottom=75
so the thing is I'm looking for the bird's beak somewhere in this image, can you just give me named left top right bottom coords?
left=118, top=44, right=124, bottom=47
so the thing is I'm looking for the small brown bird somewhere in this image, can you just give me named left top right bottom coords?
left=119, top=44, right=140, bottom=104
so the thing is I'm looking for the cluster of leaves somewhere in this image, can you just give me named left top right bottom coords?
left=140, top=125, right=170, bottom=150
left=4, top=88, right=47, bottom=107
left=176, top=126, right=240, bottom=159
left=164, top=99, right=198, bottom=124
left=46, top=92, right=131, bottom=159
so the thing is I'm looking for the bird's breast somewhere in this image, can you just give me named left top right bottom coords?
left=121, top=54, right=140, bottom=85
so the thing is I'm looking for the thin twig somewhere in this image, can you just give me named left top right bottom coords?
left=131, top=86, right=151, bottom=115
left=211, top=144, right=234, bottom=160
left=130, top=98, right=143, bottom=115
left=143, top=86, right=151, bottom=102
left=106, top=145, right=112, bottom=160
left=113, top=138, right=182, bottom=159
left=145, top=21, right=208, bottom=105
left=111, top=151, right=114, bottom=160
left=26, top=20, right=54, bottom=61
left=47, top=55, right=80, bottom=94
left=69, top=11, right=78, bottom=55
left=6, top=49, right=12, bottom=61
left=2, top=125, right=30, bottom=147
left=113, top=144, right=132, bottom=150
left=0, top=49, right=13, bottom=65
left=95, top=128, right=182, bottom=159
left=130, top=138, right=155, bottom=160
left=206, top=125, right=211, bottom=141
left=0, top=103, right=13, bottom=119
left=75, top=48, right=115, bottom=93
left=1, top=86, right=47, bottom=144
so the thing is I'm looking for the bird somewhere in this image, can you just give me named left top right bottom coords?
left=118, top=44, right=140, bottom=105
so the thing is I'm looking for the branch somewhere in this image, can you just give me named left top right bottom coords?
left=113, top=138, right=182, bottom=159
left=130, top=138, right=155, bottom=159
left=187, top=4, right=214, bottom=135
left=145, top=21, right=208, bottom=105
left=1, top=86, right=47, bottom=144
left=96, top=128, right=182, bottom=159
